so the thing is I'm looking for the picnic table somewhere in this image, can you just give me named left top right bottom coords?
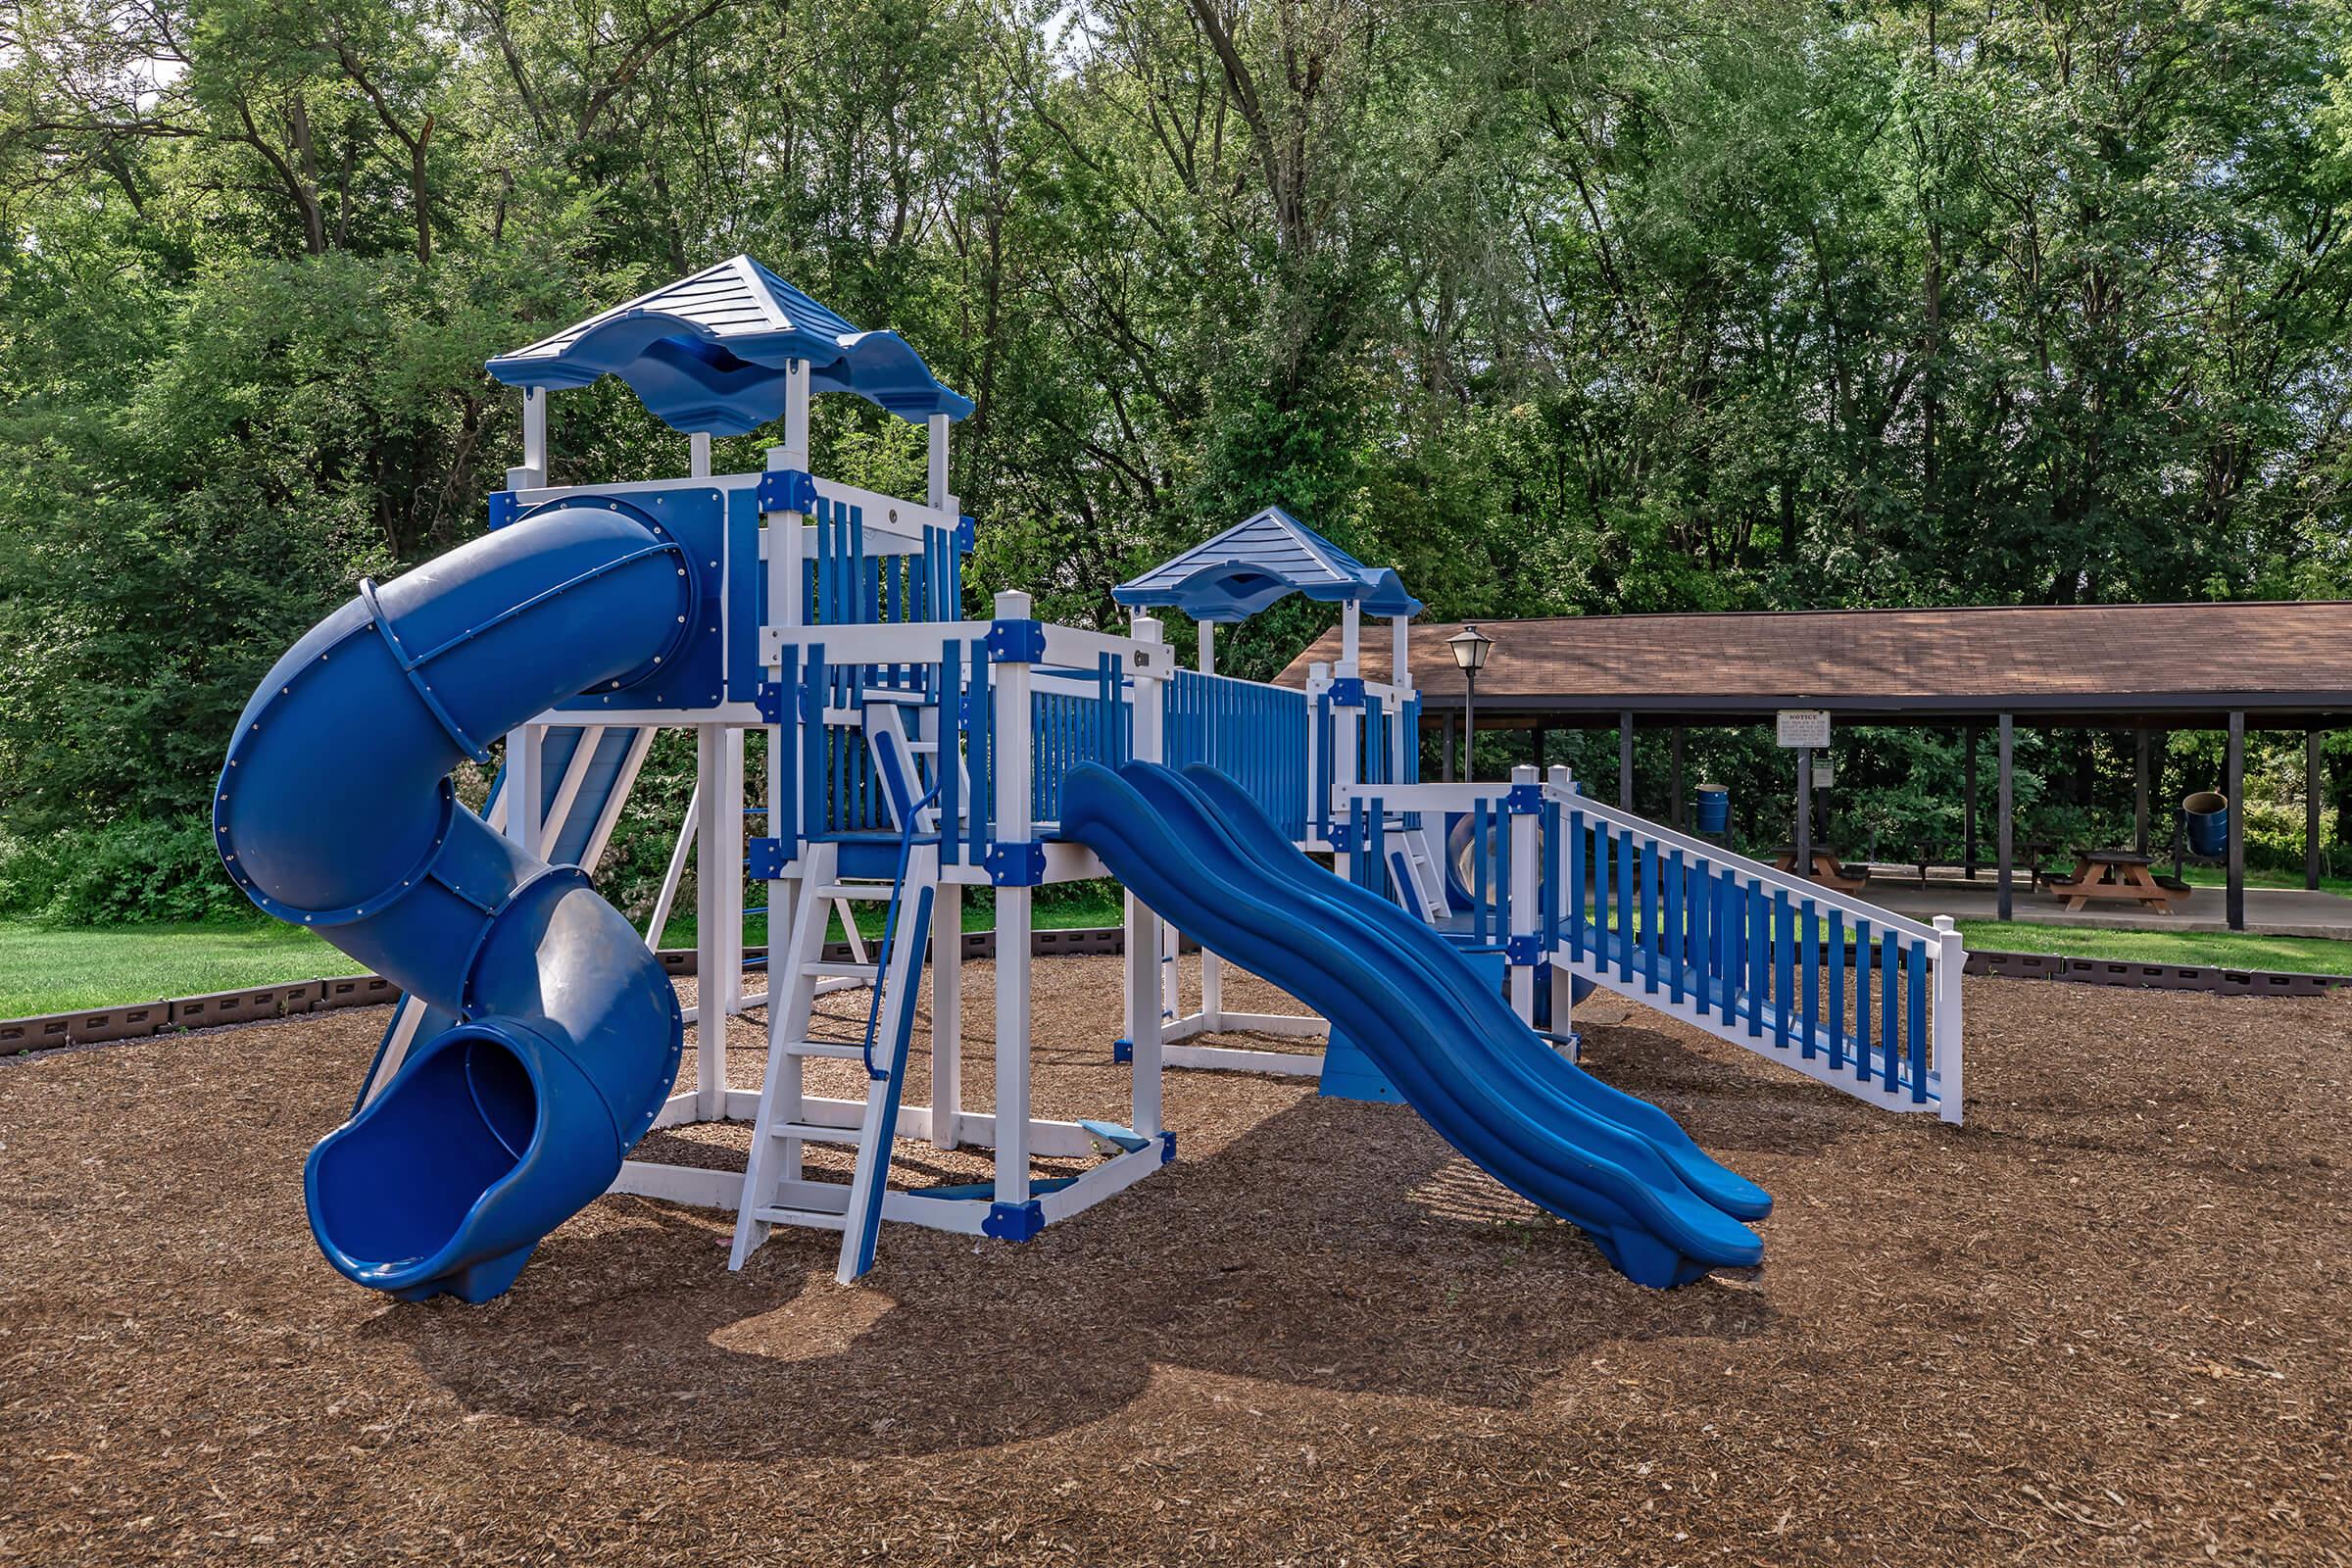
left=2043, top=849, right=2182, bottom=914
left=1773, top=845, right=1871, bottom=894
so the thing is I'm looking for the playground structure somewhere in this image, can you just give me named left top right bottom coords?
left=214, top=257, right=1965, bottom=1306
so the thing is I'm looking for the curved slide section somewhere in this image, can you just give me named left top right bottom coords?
left=1185, top=766, right=1769, bottom=1221
left=1061, top=762, right=1766, bottom=1288
left=216, top=502, right=692, bottom=1301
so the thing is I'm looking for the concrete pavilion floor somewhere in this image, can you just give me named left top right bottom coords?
left=1847, top=868, right=2352, bottom=939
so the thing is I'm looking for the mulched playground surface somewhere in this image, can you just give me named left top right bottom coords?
left=3, top=956, right=2347, bottom=1566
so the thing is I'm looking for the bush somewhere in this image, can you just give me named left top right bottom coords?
left=0, top=814, right=260, bottom=927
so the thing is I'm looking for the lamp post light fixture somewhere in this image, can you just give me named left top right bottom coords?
left=1447, top=623, right=1494, bottom=781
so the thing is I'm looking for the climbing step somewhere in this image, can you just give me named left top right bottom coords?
left=766, top=1119, right=865, bottom=1145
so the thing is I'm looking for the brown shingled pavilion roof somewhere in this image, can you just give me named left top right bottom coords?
left=1277, top=603, right=2352, bottom=727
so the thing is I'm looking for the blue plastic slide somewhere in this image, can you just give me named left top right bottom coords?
left=215, top=503, right=690, bottom=1301
left=1059, top=761, right=1767, bottom=1287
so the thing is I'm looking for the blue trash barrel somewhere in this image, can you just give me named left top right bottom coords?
left=1694, top=784, right=1730, bottom=836
left=2182, top=791, right=2229, bottom=857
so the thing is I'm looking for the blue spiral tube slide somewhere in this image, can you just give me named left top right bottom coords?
left=1059, top=761, right=1765, bottom=1287
left=215, top=502, right=691, bottom=1302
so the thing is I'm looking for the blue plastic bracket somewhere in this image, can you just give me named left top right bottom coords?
left=1111, top=1037, right=1134, bottom=1064
left=1328, top=677, right=1366, bottom=708
left=984, top=842, right=1047, bottom=886
left=1158, top=1129, right=1177, bottom=1164
left=757, top=468, right=819, bottom=514
left=755, top=680, right=787, bottom=723
left=1504, top=782, right=1544, bottom=814
left=1506, top=934, right=1544, bottom=966
left=1325, top=820, right=1358, bottom=854
left=956, top=514, right=978, bottom=552
left=748, top=838, right=789, bottom=879
left=983, top=1199, right=1044, bottom=1243
left=486, top=491, right=520, bottom=531
left=987, top=617, right=1047, bottom=662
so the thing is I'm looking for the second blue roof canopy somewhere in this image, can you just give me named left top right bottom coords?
left=1113, top=507, right=1422, bottom=623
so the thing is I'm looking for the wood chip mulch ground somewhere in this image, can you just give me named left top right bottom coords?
left=3, top=957, right=2348, bottom=1565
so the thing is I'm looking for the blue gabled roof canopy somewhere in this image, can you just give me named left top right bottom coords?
left=485, top=255, right=972, bottom=435
left=1112, top=507, right=1422, bottom=623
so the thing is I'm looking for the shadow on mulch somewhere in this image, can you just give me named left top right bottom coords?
left=374, top=1093, right=1777, bottom=1462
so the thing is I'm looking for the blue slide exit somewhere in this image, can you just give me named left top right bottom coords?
left=215, top=502, right=691, bottom=1302
left=1059, top=761, right=1768, bottom=1287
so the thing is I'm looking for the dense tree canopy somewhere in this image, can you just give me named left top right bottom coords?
left=3, top=0, right=2349, bottom=895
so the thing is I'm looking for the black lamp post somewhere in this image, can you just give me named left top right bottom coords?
left=1447, top=623, right=1494, bottom=781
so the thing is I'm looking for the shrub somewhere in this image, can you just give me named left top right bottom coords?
left=0, top=814, right=260, bottom=927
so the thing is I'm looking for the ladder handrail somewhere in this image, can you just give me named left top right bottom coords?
left=858, top=780, right=943, bottom=1079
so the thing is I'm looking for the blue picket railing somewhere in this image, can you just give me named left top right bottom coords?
left=1553, top=797, right=1944, bottom=1105
left=1165, top=670, right=1310, bottom=843
left=1032, top=657, right=1133, bottom=825
left=789, top=636, right=996, bottom=862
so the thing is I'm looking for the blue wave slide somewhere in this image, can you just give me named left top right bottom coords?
left=1059, top=761, right=1769, bottom=1287
left=215, top=503, right=689, bottom=1302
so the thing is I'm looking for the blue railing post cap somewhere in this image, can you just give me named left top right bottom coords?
left=986, top=617, right=1047, bottom=662
left=756, top=468, right=819, bottom=514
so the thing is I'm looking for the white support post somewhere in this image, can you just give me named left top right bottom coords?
left=760, top=360, right=811, bottom=1138
left=1198, top=619, right=1215, bottom=675
left=1342, top=601, right=1361, bottom=669
left=693, top=725, right=744, bottom=1120
left=931, top=881, right=962, bottom=1151
left=927, top=413, right=951, bottom=512
left=1331, top=662, right=1360, bottom=881
left=1305, top=662, right=1330, bottom=850
left=1128, top=615, right=1167, bottom=1138
left=1391, top=614, right=1413, bottom=780
left=689, top=431, right=711, bottom=477
left=1934, top=914, right=1965, bottom=1125
left=505, top=725, right=544, bottom=857
left=991, top=589, right=1035, bottom=1209
left=1508, top=764, right=1539, bottom=1025
left=509, top=385, right=548, bottom=491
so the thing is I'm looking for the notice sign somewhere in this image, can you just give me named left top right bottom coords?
left=1777, top=709, right=1832, bottom=749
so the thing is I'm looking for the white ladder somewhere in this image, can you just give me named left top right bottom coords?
left=730, top=704, right=944, bottom=1281
left=728, top=841, right=939, bottom=1278
left=1392, top=818, right=1451, bottom=923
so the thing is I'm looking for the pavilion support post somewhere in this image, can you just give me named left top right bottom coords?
left=1443, top=710, right=1457, bottom=783
left=1618, top=710, right=1634, bottom=811
left=1963, top=726, right=1979, bottom=878
left=1794, top=746, right=1814, bottom=885
left=1671, top=727, right=1687, bottom=829
left=2228, top=710, right=2246, bottom=931
left=2134, top=729, right=2151, bottom=855
left=1996, top=714, right=2015, bottom=921
left=2309, top=730, right=2325, bottom=891
left=1535, top=726, right=1546, bottom=772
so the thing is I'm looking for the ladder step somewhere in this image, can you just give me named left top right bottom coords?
left=800, top=959, right=880, bottom=979
left=781, top=1039, right=869, bottom=1059
left=814, top=883, right=902, bottom=901
left=768, top=1120, right=865, bottom=1145
left=753, top=1205, right=850, bottom=1231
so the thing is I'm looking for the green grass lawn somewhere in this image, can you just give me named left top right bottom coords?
left=0, top=919, right=344, bottom=1018
left=1953, top=919, right=2352, bottom=975
left=8, top=887, right=2344, bottom=1022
